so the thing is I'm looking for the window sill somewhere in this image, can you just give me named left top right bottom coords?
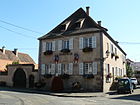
left=83, top=74, right=94, bottom=79
left=44, top=50, right=53, bottom=55
left=82, top=47, right=93, bottom=52
left=61, top=49, right=70, bottom=53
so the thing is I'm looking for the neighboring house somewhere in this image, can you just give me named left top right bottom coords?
left=126, top=59, right=134, bottom=72
left=38, top=7, right=126, bottom=92
left=133, top=62, right=140, bottom=84
left=0, top=46, right=38, bottom=88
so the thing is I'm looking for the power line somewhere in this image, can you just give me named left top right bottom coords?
left=0, top=25, right=37, bottom=39
left=0, top=19, right=43, bottom=34
left=119, top=42, right=140, bottom=45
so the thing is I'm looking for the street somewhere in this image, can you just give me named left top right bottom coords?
left=0, top=87, right=140, bottom=105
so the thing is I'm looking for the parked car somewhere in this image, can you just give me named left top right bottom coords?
left=130, top=78, right=138, bottom=89
left=117, top=78, right=134, bottom=94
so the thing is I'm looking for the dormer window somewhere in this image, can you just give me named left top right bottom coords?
left=61, top=21, right=71, bottom=31
left=71, top=18, right=85, bottom=30
left=76, top=18, right=85, bottom=29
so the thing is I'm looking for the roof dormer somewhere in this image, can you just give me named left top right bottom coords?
left=72, top=18, right=85, bottom=30
left=60, top=21, right=71, bottom=32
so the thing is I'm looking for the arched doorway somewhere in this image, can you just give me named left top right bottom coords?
left=51, top=76, right=64, bottom=91
left=29, top=75, right=34, bottom=88
left=13, top=68, right=26, bottom=88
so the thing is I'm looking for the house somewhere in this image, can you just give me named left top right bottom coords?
left=38, top=7, right=126, bottom=92
left=133, top=62, right=140, bottom=84
left=126, top=59, right=134, bottom=71
left=0, top=46, right=38, bottom=88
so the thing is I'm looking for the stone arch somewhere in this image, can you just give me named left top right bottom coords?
left=13, top=68, right=26, bottom=88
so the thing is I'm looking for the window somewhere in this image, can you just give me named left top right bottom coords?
left=79, top=62, right=97, bottom=75
left=107, top=43, right=109, bottom=51
left=84, top=63, right=93, bottom=74
left=58, top=38, right=73, bottom=51
left=45, top=64, right=51, bottom=74
left=112, top=67, right=114, bottom=77
left=105, top=64, right=110, bottom=75
left=115, top=67, right=117, bottom=76
left=115, top=48, right=117, bottom=54
left=60, top=21, right=71, bottom=31
left=83, top=37, right=92, bottom=48
left=79, top=36, right=96, bottom=49
left=72, top=18, right=85, bottom=29
left=55, top=63, right=73, bottom=75
left=46, top=42, right=52, bottom=51
left=111, top=44, right=113, bottom=53
left=62, top=40, right=69, bottom=49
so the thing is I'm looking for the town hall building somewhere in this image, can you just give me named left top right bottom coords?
left=38, top=7, right=126, bottom=92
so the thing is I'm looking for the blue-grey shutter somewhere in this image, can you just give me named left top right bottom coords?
left=69, top=63, right=73, bottom=75
left=105, top=64, right=108, bottom=75
left=58, top=64, right=62, bottom=74
left=51, top=64, right=55, bottom=75
left=52, top=41, right=55, bottom=51
left=92, top=62, right=97, bottom=75
left=45, top=65, right=48, bottom=74
left=92, top=36, right=96, bottom=48
left=41, top=64, right=45, bottom=75
left=58, top=40, right=62, bottom=51
left=69, top=38, right=73, bottom=50
left=79, top=37, right=83, bottom=49
left=42, top=42, right=46, bottom=52
left=79, top=63, right=83, bottom=75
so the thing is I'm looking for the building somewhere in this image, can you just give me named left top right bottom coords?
left=126, top=59, right=134, bottom=71
left=133, top=62, right=140, bottom=84
left=38, top=7, right=126, bottom=92
left=0, top=47, right=38, bottom=88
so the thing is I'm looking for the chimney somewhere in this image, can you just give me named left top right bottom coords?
left=14, top=48, right=18, bottom=57
left=97, top=21, right=101, bottom=26
left=2, top=46, right=5, bottom=54
left=86, top=6, right=90, bottom=16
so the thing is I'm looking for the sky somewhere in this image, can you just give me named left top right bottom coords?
left=0, top=0, right=140, bottom=63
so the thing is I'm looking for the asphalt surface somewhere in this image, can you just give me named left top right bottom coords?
left=0, top=87, right=140, bottom=105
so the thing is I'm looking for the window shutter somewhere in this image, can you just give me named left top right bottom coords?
left=79, top=37, right=83, bottom=49
left=110, top=43, right=112, bottom=53
left=52, top=41, right=56, bottom=51
left=92, top=36, right=96, bottom=48
left=41, top=64, right=45, bottom=75
left=69, top=38, right=73, bottom=50
left=79, top=63, right=83, bottom=75
left=105, top=64, right=108, bottom=75
left=88, top=64, right=92, bottom=74
left=42, top=42, right=46, bottom=52
left=92, top=62, right=98, bottom=75
left=51, top=64, right=55, bottom=74
left=58, top=40, right=62, bottom=51
left=69, top=63, right=73, bottom=75
left=58, top=64, right=62, bottom=74
left=45, top=65, right=48, bottom=74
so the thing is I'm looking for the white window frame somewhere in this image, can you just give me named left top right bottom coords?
left=62, top=40, right=69, bottom=49
left=46, top=42, right=52, bottom=51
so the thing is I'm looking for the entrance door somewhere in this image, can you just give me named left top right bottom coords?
left=29, top=75, right=34, bottom=88
left=51, top=76, right=63, bottom=91
left=13, top=68, right=26, bottom=88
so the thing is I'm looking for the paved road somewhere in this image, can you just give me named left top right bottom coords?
left=0, top=88, right=140, bottom=105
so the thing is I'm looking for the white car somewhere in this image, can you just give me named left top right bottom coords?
left=130, top=78, right=138, bottom=88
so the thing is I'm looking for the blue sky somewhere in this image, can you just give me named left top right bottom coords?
left=0, top=0, right=140, bottom=63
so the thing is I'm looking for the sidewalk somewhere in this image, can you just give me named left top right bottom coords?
left=47, top=92, right=107, bottom=97
left=0, top=87, right=107, bottom=98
